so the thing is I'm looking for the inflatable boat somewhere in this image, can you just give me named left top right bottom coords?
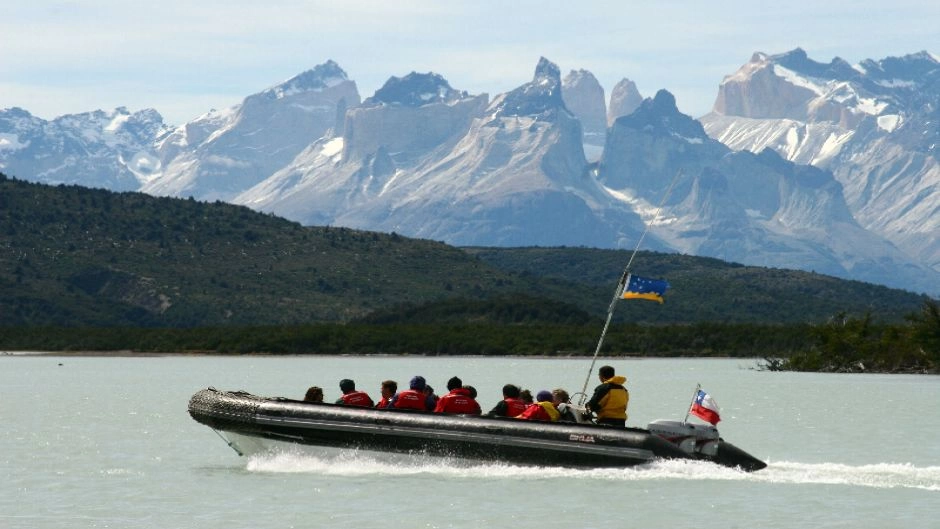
left=188, top=388, right=766, bottom=471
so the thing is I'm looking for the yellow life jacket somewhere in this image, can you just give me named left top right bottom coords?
left=537, top=401, right=561, bottom=422
left=596, top=375, right=629, bottom=420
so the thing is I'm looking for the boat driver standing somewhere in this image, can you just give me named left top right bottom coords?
left=585, top=365, right=629, bottom=427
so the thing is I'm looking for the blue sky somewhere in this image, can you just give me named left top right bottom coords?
left=3, top=1, right=937, bottom=125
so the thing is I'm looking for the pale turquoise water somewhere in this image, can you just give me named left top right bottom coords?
left=2, top=355, right=938, bottom=528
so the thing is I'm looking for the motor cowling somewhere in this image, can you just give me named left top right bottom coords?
left=647, top=419, right=719, bottom=456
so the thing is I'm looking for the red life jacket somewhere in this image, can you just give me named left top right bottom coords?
left=434, top=388, right=481, bottom=414
left=375, top=396, right=391, bottom=409
left=340, top=390, right=374, bottom=407
left=517, top=402, right=560, bottom=422
left=503, top=397, right=527, bottom=417
left=392, top=389, right=428, bottom=410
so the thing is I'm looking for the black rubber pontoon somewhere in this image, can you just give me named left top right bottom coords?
left=189, top=388, right=766, bottom=471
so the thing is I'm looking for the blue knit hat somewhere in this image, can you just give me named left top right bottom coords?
left=536, top=390, right=552, bottom=402
left=409, top=375, right=426, bottom=390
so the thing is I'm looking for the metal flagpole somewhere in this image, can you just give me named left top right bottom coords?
left=577, top=169, right=683, bottom=405
left=683, top=383, right=701, bottom=424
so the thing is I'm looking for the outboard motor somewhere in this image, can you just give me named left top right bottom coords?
left=647, top=419, right=719, bottom=456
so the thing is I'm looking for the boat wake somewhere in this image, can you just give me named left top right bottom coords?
left=243, top=448, right=940, bottom=492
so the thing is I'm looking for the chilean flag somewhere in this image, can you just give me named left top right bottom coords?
left=690, top=389, right=721, bottom=425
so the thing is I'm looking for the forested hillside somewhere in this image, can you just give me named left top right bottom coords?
left=0, top=174, right=929, bottom=328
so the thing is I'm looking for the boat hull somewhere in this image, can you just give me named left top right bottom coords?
left=189, top=388, right=765, bottom=471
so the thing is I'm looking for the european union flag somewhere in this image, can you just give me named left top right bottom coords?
left=621, top=274, right=669, bottom=303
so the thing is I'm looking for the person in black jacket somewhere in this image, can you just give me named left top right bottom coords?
left=585, top=365, right=629, bottom=427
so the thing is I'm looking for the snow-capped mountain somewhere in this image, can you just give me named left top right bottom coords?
left=599, top=89, right=938, bottom=293
left=700, top=49, right=940, bottom=277
left=142, top=60, right=360, bottom=201
left=0, top=106, right=166, bottom=190
left=236, top=58, right=651, bottom=248
left=2, top=52, right=938, bottom=295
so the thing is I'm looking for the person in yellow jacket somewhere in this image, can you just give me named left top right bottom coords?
left=586, top=365, right=629, bottom=427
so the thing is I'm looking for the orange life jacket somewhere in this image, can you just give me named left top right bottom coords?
left=340, top=390, right=374, bottom=407
left=392, top=389, right=428, bottom=410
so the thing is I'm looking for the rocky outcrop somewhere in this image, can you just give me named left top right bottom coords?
left=342, top=72, right=487, bottom=165
left=607, top=78, right=643, bottom=125
left=562, top=69, right=607, bottom=145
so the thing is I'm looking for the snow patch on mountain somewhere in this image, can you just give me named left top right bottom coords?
left=702, top=48, right=940, bottom=285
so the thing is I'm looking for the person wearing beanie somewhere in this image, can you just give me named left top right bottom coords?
left=434, top=376, right=481, bottom=415
left=585, top=365, right=629, bottom=427
left=335, top=379, right=374, bottom=407
left=388, top=375, right=435, bottom=410
left=515, top=389, right=561, bottom=422
left=486, top=383, right=527, bottom=417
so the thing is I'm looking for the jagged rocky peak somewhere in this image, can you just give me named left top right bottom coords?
left=607, top=78, right=643, bottom=125
left=562, top=69, right=607, bottom=140
left=489, top=57, right=566, bottom=119
left=614, top=89, right=707, bottom=140
left=341, top=73, right=487, bottom=164
left=364, top=72, right=470, bottom=107
left=771, top=48, right=858, bottom=81
left=264, top=60, right=351, bottom=99
left=857, top=50, right=940, bottom=84
left=714, top=49, right=825, bottom=120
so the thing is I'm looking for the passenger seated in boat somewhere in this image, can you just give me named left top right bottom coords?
left=303, top=386, right=324, bottom=403
left=486, top=383, right=527, bottom=417
left=520, top=389, right=534, bottom=405
left=516, top=390, right=561, bottom=422
left=585, top=365, right=629, bottom=427
left=434, top=376, right=482, bottom=414
left=551, top=388, right=577, bottom=422
left=335, top=379, right=374, bottom=407
left=423, top=384, right=440, bottom=408
left=387, top=375, right=435, bottom=411
left=375, top=380, right=397, bottom=409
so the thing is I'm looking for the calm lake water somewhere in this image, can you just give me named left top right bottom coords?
left=2, top=355, right=938, bottom=528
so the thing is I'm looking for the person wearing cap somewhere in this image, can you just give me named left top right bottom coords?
left=515, top=390, right=561, bottom=422
left=585, top=365, right=629, bottom=427
left=434, top=376, right=482, bottom=414
left=375, top=379, right=397, bottom=409
left=387, top=375, right=435, bottom=410
left=486, top=383, right=528, bottom=417
left=335, top=379, right=374, bottom=407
